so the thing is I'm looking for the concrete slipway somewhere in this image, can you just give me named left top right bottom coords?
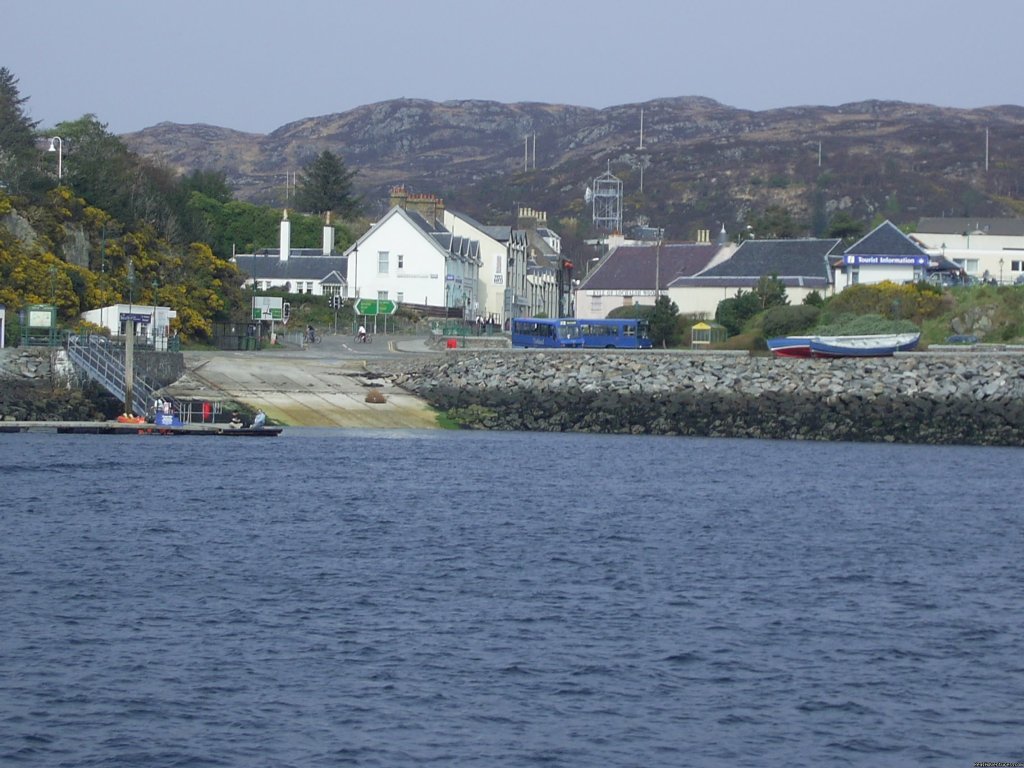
left=160, top=335, right=441, bottom=429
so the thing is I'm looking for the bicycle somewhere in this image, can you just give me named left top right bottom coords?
left=304, top=329, right=322, bottom=344
left=354, top=332, right=372, bottom=344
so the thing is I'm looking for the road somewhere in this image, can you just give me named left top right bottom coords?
left=161, top=333, right=442, bottom=428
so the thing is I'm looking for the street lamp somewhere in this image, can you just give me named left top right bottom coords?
left=47, top=137, right=62, bottom=180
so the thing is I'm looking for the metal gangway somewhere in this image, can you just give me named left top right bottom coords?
left=64, top=333, right=176, bottom=418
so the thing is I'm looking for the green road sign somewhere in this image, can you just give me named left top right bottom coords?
left=356, top=299, right=398, bottom=315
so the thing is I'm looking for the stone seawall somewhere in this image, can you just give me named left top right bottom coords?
left=383, top=350, right=1024, bottom=446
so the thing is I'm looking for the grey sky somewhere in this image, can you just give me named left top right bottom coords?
left=7, top=0, right=1022, bottom=135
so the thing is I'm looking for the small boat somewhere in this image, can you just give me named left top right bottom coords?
left=768, top=333, right=920, bottom=358
left=766, top=336, right=814, bottom=358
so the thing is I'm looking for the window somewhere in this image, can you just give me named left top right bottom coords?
left=378, top=251, right=389, bottom=274
left=397, top=292, right=404, bottom=303
left=397, top=254, right=404, bottom=269
left=590, top=295, right=602, bottom=312
left=1012, top=260, right=1024, bottom=272
left=377, top=290, right=388, bottom=301
left=851, top=267, right=860, bottom=285
left=305, top=281, right=313, bottom=293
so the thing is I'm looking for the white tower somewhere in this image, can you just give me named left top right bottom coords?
left=279, top=209, right=291, bottom=262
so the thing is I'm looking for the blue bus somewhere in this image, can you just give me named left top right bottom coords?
left=576, top=318, right=653, bottom=349
left=510, top=318, right=584, bottom=348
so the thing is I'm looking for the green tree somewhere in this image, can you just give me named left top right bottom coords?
left=181, top=169, right=233, bottom=204
left=293, top=150, right=360, bottom=217
left=803, top=290, right=825, bottom=307
left=750, top=205, right=803, bottom=239
left=648, top=294, right=680, bottom=348
left=715, top=290, right=762, bottom=336
left=753, top=273, right=788, bottom=310
left=762, top=304, right=820, bottom=337
left=827, top=211, right=865, bottom=241
left=0, top=67, right=43, bottom=194
left=57, top=115, right=142, bottom=224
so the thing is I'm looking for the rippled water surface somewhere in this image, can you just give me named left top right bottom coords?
left=2, top=429, right=1023, bottom=767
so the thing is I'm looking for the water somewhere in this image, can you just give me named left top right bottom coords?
left=2, top=429, right=1023, bottom=767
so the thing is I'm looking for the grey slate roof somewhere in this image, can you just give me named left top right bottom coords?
left=843, top=220, right=928, bottom=257
left=675, top=238, right=839, bottom=289
left=581, top=243, right=720, bottom=291
left=233, top=253, right=347, bottom=281
left=915, top=217, right=1024, bottom=237
left=449, top=210, right=512, bottom=243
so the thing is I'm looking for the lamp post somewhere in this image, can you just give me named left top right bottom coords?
left=152, top=278, right=160, bottom=346
left=1000, top=258, right=1004, bottom=285
left=47, top=137, right=63, bottom=180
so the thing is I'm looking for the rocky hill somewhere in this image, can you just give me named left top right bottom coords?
left=121, top=97, right=1024, bottom=238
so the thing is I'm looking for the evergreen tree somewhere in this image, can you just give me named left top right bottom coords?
left=715, top=290, right=762, bottom=336
left=293, top=150, right=360, bottom=217
left=648, top=294, right=680, bottom=348
left=0, top=67, right=42, bottom=194
left=753, top=273, right=789, bottom=309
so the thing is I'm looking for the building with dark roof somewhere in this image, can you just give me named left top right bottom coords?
left=833, top=220, right=954, bottom=289
left=231, top=211, right=347, bottom=300
left=575, top=242, right=720, bottom=319
left=671, top=238, right=839, bottom=316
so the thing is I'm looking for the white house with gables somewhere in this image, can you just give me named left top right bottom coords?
left=345, top=204, right=480, bottom=315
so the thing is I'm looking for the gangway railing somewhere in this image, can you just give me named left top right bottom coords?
left=64, top=333, right=176, bottom=418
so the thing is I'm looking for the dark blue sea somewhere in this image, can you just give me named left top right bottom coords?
left=2, top=429, right=1023, bottom=767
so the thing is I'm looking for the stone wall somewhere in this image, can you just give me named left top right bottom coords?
left=0, top=349, right=119, bottom=421
left=381, top=350, right=1024, bottom=446
left=0, top=347, right=183, bottom=421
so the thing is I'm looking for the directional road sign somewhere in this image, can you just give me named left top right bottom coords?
left=355, top=299, right=398, bottom=316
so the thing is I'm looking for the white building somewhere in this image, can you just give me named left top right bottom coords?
left=80, top=303, right=177, bottom=347
left=832, top=220, right=945, bottom=289
left=232, top=211, right=347, bottom=299
left=444, top=209, right=510, bottom=324
left=345, top=205, right=480, bottom=315
left=911, top=217, right=1024, bottom=284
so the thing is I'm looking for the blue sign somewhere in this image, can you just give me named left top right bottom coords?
left=843, top=255, right=929, bottom=266
left=120, top=312, right=152, bottom=323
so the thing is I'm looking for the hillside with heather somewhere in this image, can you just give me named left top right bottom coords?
left=122, top=97, right=1024, bottom=237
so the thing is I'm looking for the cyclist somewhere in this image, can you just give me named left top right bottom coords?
left=357, top=323, right=368, bottom=343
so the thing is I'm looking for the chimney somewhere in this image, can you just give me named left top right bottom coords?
left=279, top=209, right=291, bottom=262
left=322, top=211, right=334, bottom=255
left=389, top=185, right=409, bottom=210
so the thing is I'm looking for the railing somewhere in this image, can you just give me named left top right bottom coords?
left=64, top=333, right=173, bottom=418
